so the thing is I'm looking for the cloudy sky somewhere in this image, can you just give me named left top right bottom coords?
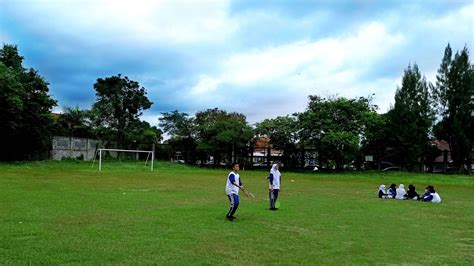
left=1, top=0, right=473, bottom=125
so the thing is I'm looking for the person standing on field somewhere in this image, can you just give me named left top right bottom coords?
left=268, top=163, right=281, bottom=210
left=225, top=162, right=244, bottom=221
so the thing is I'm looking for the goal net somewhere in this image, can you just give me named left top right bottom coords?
left=92, top=147, right=155, bottom=171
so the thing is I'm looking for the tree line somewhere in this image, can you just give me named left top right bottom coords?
left=0, top=44, right=160, bottom=161
left=0, top=43, right=472, bottom=173
left=159, top=44, right=473, bottom=173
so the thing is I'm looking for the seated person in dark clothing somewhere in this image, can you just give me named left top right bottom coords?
left=378, top=184, right=388, bottom=198
left=406, top=184, right=420, bottom=200
left=387, top=183, right=397, bottom=198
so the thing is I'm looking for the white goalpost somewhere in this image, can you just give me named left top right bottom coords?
left=92, top=145, right=155, bottom=171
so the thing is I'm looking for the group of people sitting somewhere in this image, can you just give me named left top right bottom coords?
left=378, top=183, right=442, bottom=203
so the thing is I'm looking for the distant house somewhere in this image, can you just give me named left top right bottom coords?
left=431, top=140, right=451, bottom=172
left=252, top=136, right=282, bottom=165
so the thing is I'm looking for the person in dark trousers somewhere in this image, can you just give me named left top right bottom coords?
left=406, top=184, right=420, bottom=200
left=225, top=163, right=244, bottom=221
left=422, top=185, right=442, bottom=203
left=387, top=183, right=397, bottom=198
left=268, top=163, right=281, bottom=210
left=378, top=184, right=388, bottom=198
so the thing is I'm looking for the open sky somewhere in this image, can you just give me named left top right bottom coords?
left=1, top=0, right=473, bottom=125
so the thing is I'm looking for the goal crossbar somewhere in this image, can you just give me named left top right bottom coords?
left=92, top=147, right=155, bottom=171
left=98, top=148, right=153, bottom=153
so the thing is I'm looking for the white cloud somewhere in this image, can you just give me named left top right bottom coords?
left=190, top=75, right=222, bottom=95
left=186, top=1, right=473, bottom=122
left=188, top=21, right=405, bottom=121
left=3, top=0, right=473, bottom=125
left=424, top=4, right=474, bottom=39
left=7, top=0, right=237, bottom=45
left=219, top=21, right=403, bottom=88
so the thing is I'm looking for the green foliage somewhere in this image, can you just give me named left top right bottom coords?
left=255, top=115, right=299, bottom=167
left=322, top=130, right=359, bottom=166
left=92, top=74, right=153, bottom=149
left=0, top=63, right=24, bottom=132
left=386, top=64, right=434, bottom=170
left=432, top=44, right=473, bottom=173
left=433, top=43, right=452, bottom=116
left=298, top=95, right=378, bottom=170
left=159, top=110, right=196, bottom=163
left=195, top=108, right=253, bottom=165
left=126, top=120, right=162, bottom=150
left=255, top=115, right=298, bottom=149
left=53, top=106, right=94, bottom=139
left=360, top=112, right=389, bottom=169
left=0, top=44, right=24, bottom=72
left=0, top=44, right=57, bottom=161
left=159, top=110, right=195, bottom=138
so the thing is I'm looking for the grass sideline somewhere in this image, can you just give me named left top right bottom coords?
left=0, top=161, right=473, bottom=264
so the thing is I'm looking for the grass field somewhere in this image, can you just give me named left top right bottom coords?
left=1, top=161, right=473, bottom=264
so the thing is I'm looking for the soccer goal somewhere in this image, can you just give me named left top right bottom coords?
left=91, top=146, right=155, bottom=171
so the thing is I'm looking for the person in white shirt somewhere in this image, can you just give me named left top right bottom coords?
left=395, top=184, right=407, bottom=200
left=268, top=163, right=281, bottom=210
left=422, top=185, right=442, bottom=203
left=225, top=163, right=244, bottom=221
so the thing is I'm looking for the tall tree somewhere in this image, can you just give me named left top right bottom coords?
left=195, top=108, right=253, bottom=165
left=0, top=44, right=24, bottom=72
left=0, top=63, right=24, bottom=136
left=298, top=95, right=377, bottom=170
left=54, top=106, right=93, bottom=139
left=360, top=112, right=388, bottom=170
left=92, top=74, right=152, bottom=149
left=255, top=115, right=299, bottom=168
left=159, top=110, right=196, bottom=164
left=432, top=44, right=473, bottom=173
left=126, top=120, right=162, bottom=151
left=433, top=43, right=452, bottom=116
left=387, top=64, right=434, bottom=171
left=0, top=44, right=57, bottom=161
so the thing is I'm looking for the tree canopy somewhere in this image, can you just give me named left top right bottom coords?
left=159, top=110, right=196, bottom=163
left=0, top=44, right=57, bottom=161
left=195, top=108, right=253, bottom=165
left=386, top=64, right=434, bottom=170
left=1, top=42, right=472, bottom=174
left=298, top=95, right=378, bottom=170
left=432, top=44, right=473, bottom=173
left=92, top=74, right=153, bottom=149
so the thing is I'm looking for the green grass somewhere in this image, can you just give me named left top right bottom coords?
left=1, top=161, right=473, bottom=264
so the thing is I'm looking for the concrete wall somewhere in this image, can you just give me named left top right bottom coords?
left=52, top=136, right=101, bottom=160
